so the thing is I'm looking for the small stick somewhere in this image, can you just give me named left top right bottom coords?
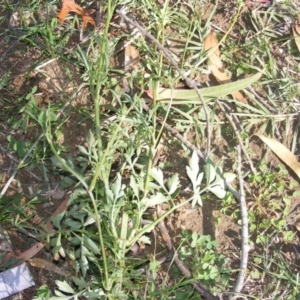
left=217, top=100, right=257, bottom=174
left=116, top=8, right=211, bottom=159
left=0, top=145, right=42, bottom=181
left=142, top=102, right=242, bottom=201
left=220, top=102, right=244, bottom=132
left=156, top=205, right=220, bottom=300
left=230, top=145, right=249, bottom=297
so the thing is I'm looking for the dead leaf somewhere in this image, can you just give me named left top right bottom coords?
left=0, top=242, right=44, bottom=268
left=81, top=8, right=96, bottom=27
left=292, top=14, right=300, bottom=53
left=57, top=0, right=95, bottom=28
left=255, top=134, right=300, bottom=179
left=57, top=0, right=82, bottom=24
left=17, top=242, right=45, bottom=261
left=203, top=31, right=247, bottom=104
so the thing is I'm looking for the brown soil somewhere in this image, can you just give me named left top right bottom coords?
left=1, top=1, right=300, bottom=299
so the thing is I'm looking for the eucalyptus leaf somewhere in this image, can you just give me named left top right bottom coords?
left=156, top=72, right=262, bottom=104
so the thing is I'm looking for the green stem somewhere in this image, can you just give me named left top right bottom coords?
left=93, top=1, right=116, bottom=160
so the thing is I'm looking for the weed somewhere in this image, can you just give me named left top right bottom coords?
left=1, top=0, right=300, bottom=299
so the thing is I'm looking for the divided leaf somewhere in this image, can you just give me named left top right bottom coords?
left=55, top=280, right=75, bottom=294
left=186, top=151, right=203, bottom=207
left=167, top=173, right=180, bottom=195
left=150, top=168, right=165, bottom=189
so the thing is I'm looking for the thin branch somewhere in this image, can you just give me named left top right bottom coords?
left=156, top=205, right=220, bottom=300
left=230, top=145, right=249, bottom=297
left=142, top=102, right=242, bottom=202
left=0, top=145, right=42, bottom=182
left=217, top=100, right=257, bottom=174
left=116, top=8, right=211, bottom=159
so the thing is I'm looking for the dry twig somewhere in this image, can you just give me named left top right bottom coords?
left=116, top=8, right=211, bottom=159
left=143, top=102, right=242, bottom=201
left=230, top=145, right=249, bottom=297
left=156, top=205, right=220, bottom=300
left=217, top=100, right=257, bottom=174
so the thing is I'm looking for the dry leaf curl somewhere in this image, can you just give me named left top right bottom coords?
left=57, top=0, right=95, bottom=28
left=203, top=31, right=247, bottom=103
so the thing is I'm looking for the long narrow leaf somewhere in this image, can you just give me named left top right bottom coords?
left=156, top=73, right=262, bottom=104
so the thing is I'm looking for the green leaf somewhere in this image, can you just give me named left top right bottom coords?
left=209, top=185, right=226, bottom=199
left=204, top=160, right=216, bottom=185
left=55, top=280, right=75, bottom=294
left=83, top=236, right=100, bottom=255
left=51, top=213, right=66, bottom=229
left=72, top=277, right=87, bottom=289
left=111, top=173, right=124, bottom=199
left=138, top=235, right=151, bottom=245
left=150, top=168, right=165, bottom=189
left=223, top=172, right=236, bottom=183
left=78, top=145, right=89, bottom=156
left=130, top=176, right=140, bottom=199
left=80, top=251, right=89, bottom=278
left=141, top=193, right=167, bottom=207
left=189, top=151, right=199, bottom=174
left=156, top=72, right=262, bottom=104
left=209, top=266, right=219, bottom=279
left=186, top=151, right=202, bottom=188
left=167, top=173, right=180, bottom=195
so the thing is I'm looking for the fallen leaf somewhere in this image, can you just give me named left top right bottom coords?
left=292, top=14, right=300, bottom=53
left=203, top=31, right=247, bottom=103
left=81, top=8, right=96, bottom=27
left=57, top=0, right=95, bottom=28
left=155, top=72, right=262, bottom=104
left=255, top=134, right=300, bottom=179
left=57, top=0, right=82, bottom=24
left=17, top=242, right=45, bottom=261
